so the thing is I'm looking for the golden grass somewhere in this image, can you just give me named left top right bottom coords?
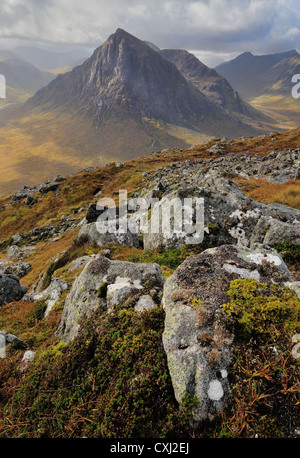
left=0, top=107, right=192, bottom=196
left=22, top=228, right=79, bottom=287
left=250, top=95, right=300, bottom=130
left=235, top=178, right=300, bottom=209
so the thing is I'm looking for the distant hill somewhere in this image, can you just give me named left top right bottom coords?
left=0, top=52, right=55, bottom=104
left=216, top=50, right=300, bottom=129
left=13, top=46, right=90, bottom=71
left=216, top=50, right=300, bottom=99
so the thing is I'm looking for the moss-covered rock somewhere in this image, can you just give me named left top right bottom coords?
left=162, top=244, right=296, bottom=425
left=56, top=253, right=165, bottom=343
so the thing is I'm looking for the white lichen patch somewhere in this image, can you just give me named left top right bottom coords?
left=228, top=226, right=248, bottom=245
left=230, top=208, right=261, bottom=220
left=246, top=252, right=282, bottom=267
left=133, top=279, right=144, bottom=289
left=208, top=380, right=224, bottom=401
left=222, top=263, right=260, bottom=281
left=221, top=369, right=228, bottom=379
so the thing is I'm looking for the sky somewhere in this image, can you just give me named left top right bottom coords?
left=0, top=0, right=300, bottom=66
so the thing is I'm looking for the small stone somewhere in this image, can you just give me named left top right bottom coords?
left=22, top=350, right=35, bottom=364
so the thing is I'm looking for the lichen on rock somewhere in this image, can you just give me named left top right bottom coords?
left=162, top=244, right=296, bottom=424
left=56, top=253, right=165, bottom=343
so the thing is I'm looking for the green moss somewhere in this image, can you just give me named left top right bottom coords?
left=219, top=278, right=300, bottom=438
left=127, top=245, right=204, bottom=271
left=0, top=305, right=194, bottom=438
left=221, top=279, right=300, bottom=342
left=97, top=282, right=108, bottom=298
left=26, top=300, right=48, bottom=326
left=189, top=298, right=203, bottom=307
left=0, top=236, right=14, bottom=250
left=42, top=262, right=57, bottom=289
left=207, top=222, right=221, bottom=235
left=273, top=242, right=300, bottom=268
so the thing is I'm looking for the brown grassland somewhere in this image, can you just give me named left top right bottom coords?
left=0, top=128, right=299, bottom=438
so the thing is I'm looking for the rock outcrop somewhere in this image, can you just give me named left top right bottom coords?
left=162, top=244, right=293, bottom=424
left=0, top=331, right=27, bottom=350
left=1, top=261, right=32, bottom=278
left=77, top=220, right=140, bottom=248
left=56, top=253, right=165, bottom=343
left=141, top=176, right=300, bottom=251
left=30, top=278, right=70, bottom=317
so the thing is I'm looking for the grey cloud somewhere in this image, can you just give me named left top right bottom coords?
left=0, top=0, right=299, bottom=57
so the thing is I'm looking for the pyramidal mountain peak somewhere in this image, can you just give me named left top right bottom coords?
left=15, top=27, right=277, bottom=173
left=28, top=28, right=225, bottom=130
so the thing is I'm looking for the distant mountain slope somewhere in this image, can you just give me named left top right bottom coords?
left=13, top=46, right=90, bottom=71
left=216, top=49, right=300, bottom=129
left=0, top=29, right=280, bottom=196
left=159, top=48, right=268, bottom=120
left=216, top=50, right=299, bottom=99
left=254, top=54, right=300, bottom=97
left=0, top=53, right=55, bottom=104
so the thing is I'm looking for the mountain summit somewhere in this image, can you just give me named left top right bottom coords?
left=29, top=28, right=229, bottom=131
left=29, top=29, right=273, bottom=136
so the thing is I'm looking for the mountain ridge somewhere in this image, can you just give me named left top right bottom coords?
left=0, top=29, right=282, bottom=195
left=158, top=48, right=268, bottom=121
left=216, top=49, right=300, bottom=99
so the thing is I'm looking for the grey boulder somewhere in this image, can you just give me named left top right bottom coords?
left=0, top=273, right=28, bottom=306
left=162, top=244, right=293, bottom=425
left=56, top=254, right=165, bottom=343
left=77, top=220, right=140, bottom=248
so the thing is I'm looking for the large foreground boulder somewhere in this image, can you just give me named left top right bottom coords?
left=162, top=244, right=293, bottom=425
left=56, top=254, right=165, bottom=343
left=0, top=273, right=28, bottom=306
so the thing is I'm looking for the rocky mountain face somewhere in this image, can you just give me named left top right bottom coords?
left=28, top=29, right=212, bottom=128
left=28, top=29, right=273, bottom=136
